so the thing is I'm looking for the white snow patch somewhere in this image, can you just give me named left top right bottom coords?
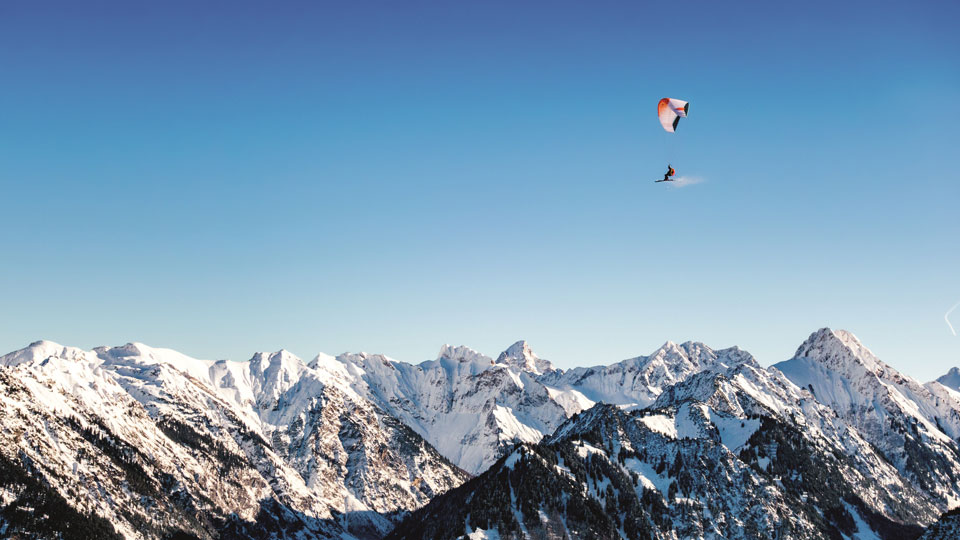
left=465, top=527, right=500, bottom=539
left=543, top=385, right=595, bottom=416
left=502, top=450, right=523, bottom=470
left=640, top=414, right=677, bottom=439
left=676, top=403, right=708, bottom=439
left=624, top=458, right=671, bottom=500
left=843, top=502, right=881, bottom=540
left=575, top=442, right=606, bottom=459
left=712, top=415, right=760, bottom=452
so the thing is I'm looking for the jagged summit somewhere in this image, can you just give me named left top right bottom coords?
left=536, top=339, right=758, bottom=412
left=495, top=340, right=553, bottom=374
left=247, top=350, right=308, bottom=406
left=776, top=329, right=960, bottom=508
left=634, top=340, right=757, bottom=372
left=936, top=367, right=960, bottom=392
left=793, top=327, right=885, bottom=373
left=248, top=348, right=303, bottom=367
left=435, top=344, right=492, bottom=366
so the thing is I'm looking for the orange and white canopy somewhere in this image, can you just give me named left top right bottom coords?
left=658, top=98, right=689, bottom=133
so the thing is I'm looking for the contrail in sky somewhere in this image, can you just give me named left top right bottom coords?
left=947, top=301, right=960, bottom=336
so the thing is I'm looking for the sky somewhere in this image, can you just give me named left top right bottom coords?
left=1, top=0, right=958, bottom=380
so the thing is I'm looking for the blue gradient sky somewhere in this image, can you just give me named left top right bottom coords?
left=1, top=1, right=958, bottom=379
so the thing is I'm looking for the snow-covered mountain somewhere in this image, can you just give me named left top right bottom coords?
left=539, top=341, right=756, bottom=410
left=0, top=341, right=468, bottom=540
left=2, top=329, right=960, bottom=538
left=390, top=342, right=938, bottom=539
left=773, top=329, right=960, bottom=506
left=936, top=367, right=960, bottom=392
left=329, top=342, right=568, bottom=475
left=337, top=339, right=758, bottom=474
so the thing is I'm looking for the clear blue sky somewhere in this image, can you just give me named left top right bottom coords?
left=1, top=1, right=958, bottom=380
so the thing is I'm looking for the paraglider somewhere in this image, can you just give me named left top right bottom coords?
left=655, top=165, right=676, bottom=183
left=655, top=98, right=689, bottom=183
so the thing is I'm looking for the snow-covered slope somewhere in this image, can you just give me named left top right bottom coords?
left=335, top=339, right=748, bottom=474
left=539, top=341, right=755, bottom=409
left=0, top=341, right=468, bottom=540
left=331, top=342, right=567, bottom=475
left=0, top=335, right=750, bottom=538
left=390, top=396, right=929, bottom=540
left=935, top=367, right=960, bottom=392
left=391, top=330, right=955, bottom=540
left=773, top=328, right=960, bottom=506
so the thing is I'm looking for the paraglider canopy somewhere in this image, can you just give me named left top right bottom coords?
left=658, top=98, right=689, bottom=133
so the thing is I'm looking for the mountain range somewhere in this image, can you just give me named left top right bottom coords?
left=1, top=328, right=958, bottom=539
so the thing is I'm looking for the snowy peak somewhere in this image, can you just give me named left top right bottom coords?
left=536, top=339, right=757, bottom=412
left=682, top=341, right=757, bottom=368
left=777, top=329, right=960, bottom=506
left=794, top=327, right=885, bottom=374
left=649, top=340, right=708, bottom=370
left=336, top=351, right=398, bottom=376
left=936, top=367, right=960, bottom=392
left=247, top=349, right=308, bottom=407
left=638, top=340, right=757, bottom=378
left=436, top=344, right=492, bottom=366
left=495, top=340, right=553, bottom=374
left=93, top=342, right=215, bottom=383
left=0, top=339, right=91, bottom=367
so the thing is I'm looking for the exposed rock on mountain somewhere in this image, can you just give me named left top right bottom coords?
left=0, top=341, right=468, bottom=540
left=2, top=330, right=959, bottom=539
left=389, top=343, right=937, bottom=540
left=774, top=329, right=960, bottom=506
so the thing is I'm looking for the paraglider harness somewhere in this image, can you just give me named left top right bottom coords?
left=657, top=165, right=676, bottom=182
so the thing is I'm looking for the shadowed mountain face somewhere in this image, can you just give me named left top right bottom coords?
left=1, top=329, right=959, bottom=539
left=921, top=508, right=960, bottom=539
left=388, top=346, right=938, bottom=540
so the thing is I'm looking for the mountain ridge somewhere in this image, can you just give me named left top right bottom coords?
left=2, top=328, right=960, bottom=539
